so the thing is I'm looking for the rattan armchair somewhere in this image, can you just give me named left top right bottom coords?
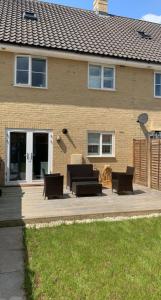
left=44, top=174, right=64, bottom=199
left=112, top=166, right=135, bottom=194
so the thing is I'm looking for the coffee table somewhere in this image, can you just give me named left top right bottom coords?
left=72, top=181, right=102, bottom=197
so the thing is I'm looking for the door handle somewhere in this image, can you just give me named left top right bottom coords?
left=26, top=153, right=33, bottom=161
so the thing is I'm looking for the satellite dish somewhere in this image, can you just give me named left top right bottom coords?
left=137, top=113, right=148, bottom=125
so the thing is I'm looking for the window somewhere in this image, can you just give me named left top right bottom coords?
left=88, top=64, right=115, bottom=90
left=15, top=56, right=47, bottom=88
left=137, top=31, right=152, bottom=40
left=88, top=132, right=115, bottom=157
left=23, top=12, right=38, bottom=21
left=154, top=73, right=161, bottom=97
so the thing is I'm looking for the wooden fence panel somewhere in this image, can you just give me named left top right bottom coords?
left=151, top=139, right=161, bottom=191
left=134, top=138, right=161, bottom=190
left=133, top=139, right=148, bottom=186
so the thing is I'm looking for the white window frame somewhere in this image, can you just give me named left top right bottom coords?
left=87, top=131, right=115, bottom=157
left=14, top=55, right=48, bottom=89
left=88, top=63, right=116, bottom=91
left=154, top=72, right=161, bottom=98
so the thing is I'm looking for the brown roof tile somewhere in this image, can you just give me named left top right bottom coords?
left=0, top=0, right=161, bottom=64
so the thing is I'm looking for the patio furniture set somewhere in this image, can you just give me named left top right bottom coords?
left=43, top=164, right=135, bottom=199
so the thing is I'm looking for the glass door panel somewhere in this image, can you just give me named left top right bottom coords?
left=32, top=133, right=49, bottom=180
left=9, top=132, right=26, bottom=181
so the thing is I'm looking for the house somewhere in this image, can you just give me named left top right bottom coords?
left=0, top=0, right=161, bottom=186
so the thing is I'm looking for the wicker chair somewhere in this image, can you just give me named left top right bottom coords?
left=44, top=174, right=64, bottom=199
left=112, top=166, right=135, bottom=194
left=42, top=168, right=60, bottom=196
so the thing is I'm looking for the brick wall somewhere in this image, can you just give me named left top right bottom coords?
left=0, top=51, right=161, bottom=184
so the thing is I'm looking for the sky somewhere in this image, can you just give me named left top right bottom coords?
left=47, top=0, right=161, bottom=23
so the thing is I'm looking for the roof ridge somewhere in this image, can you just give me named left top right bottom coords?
left=34, top=0, right=92, bottom=13
left=110, top=13, right=161, bottom=27
left=31, top=0, right=161, bottom=27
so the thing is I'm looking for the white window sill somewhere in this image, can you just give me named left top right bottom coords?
left=88, top=87, right=116, bottom=92
left=87, top=155, right=115, bottom=158
left=13, top=84, right=48, bottom=90
left=154, top=95, right=161, bottom=99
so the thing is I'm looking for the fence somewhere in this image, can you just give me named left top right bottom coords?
left=150, top=139, right=161, bottom=190
left=133, top=139, right=148, bottom=186
left=133, top=138, right=161, bottom=190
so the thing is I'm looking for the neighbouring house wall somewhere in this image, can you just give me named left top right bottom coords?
left=0, top=51, right=161, bottom=184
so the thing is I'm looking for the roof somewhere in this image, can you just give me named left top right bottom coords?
left=1, top=0, right=161, bottom=64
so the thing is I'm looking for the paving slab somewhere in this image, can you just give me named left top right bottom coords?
left=0, top=227, right=25, bottom=300
left=0, top=185, right=161, bottom=224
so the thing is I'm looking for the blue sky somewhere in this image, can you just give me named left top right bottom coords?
left=47, top=0, right=161, bottom=22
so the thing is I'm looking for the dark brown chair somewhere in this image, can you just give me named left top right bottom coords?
left=44, top=174, right=64, bottom=199
left=67, top=164, right=99, bottom=190
left=112, top=166, right=135, bottom=194
left=42, top=168, right=61, bottom=196
left=42, top=168, right=60, bottom=177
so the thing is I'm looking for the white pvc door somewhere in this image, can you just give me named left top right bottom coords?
left=6, top=129, right=53, bottom=185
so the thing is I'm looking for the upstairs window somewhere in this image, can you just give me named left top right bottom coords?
left=88, top=64, right=115, bottom=90
left=15, top=56, right=47, bottom=88
left=154, top=73, right=161, bottom=97
left=88, top=132, right=115, bottom=157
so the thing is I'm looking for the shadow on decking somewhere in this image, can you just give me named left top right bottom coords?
left=0, top=186, right=25, bottom=227
left=133, top=190, right=146, bottom=195
left=112, top=190, right=146, bottom=196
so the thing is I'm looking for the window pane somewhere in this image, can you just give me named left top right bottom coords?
left=89, top=65, right=101, bottom=88
left=102, top=134, right=112, bottom=144
left=104, top=68, right=114, bottom=78
left=16, top=70, right=29, bottom=84
left=104, top=79, right=113, bottom=89
left=88, top=133, right=100, bottom=144
left=32, top=73, right=46, bottom=87
left=17, top=57, right=29, bottom=70
left=88, top=145, right=99, bottom=155
left=155, top=85, right=161, bottom=97
left=103, top=67, right=114, bottom=89
left=155, top=73, right=161, bottom=85
left=102, top=145, right=112, bottom=154
left=32, top=58, right=46, bottom=73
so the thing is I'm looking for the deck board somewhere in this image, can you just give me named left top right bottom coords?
left=0, top=185, right=161, bottom=224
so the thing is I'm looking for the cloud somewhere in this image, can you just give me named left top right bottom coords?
left=141, top=14, right=161, bottom=24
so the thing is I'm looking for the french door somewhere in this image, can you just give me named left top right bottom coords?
left=6, top=129, right=53, bottom=185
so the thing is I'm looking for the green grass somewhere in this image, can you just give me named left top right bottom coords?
left=24, top=218, right=161, bottom=300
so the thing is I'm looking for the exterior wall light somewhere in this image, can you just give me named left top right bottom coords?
left=62, top=128, right=68, bottom=135
left=56, top=135, right=61, bottom=142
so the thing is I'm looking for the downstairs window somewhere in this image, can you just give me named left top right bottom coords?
left=87, top=132, right=115, bottom=157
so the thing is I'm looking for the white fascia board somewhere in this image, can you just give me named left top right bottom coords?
left=1, top=43, right=161, bottom=70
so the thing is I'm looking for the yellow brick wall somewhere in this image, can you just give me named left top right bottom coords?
left=0, top=51, right=161, bottom=185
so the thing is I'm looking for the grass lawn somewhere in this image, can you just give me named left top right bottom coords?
left=24, top=218, right=161, bottom=300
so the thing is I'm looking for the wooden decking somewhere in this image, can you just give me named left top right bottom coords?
left=0, top=184, right=161, bottom=226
